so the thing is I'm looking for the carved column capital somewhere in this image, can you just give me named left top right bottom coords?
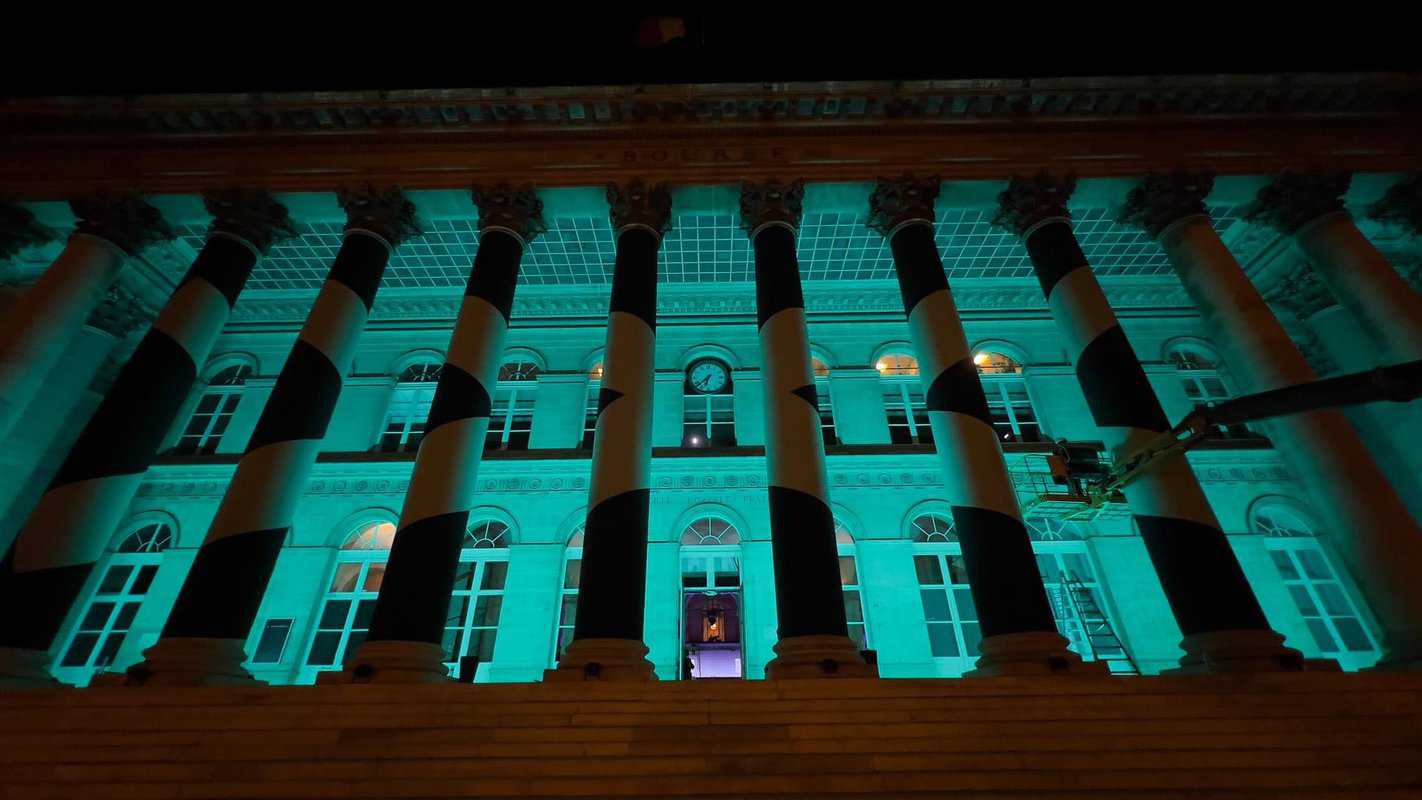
left=1118, top=172, right=1214, bottom=238
left=1, top=204, right=57, bottom=260
left=739, top=178, right=804, bottom=236
left=68, top=194, right=174, bottom=256
left=336, top=185, right=423, bottom=248
left=607, top=179, right=672, bottom=237
left=1366, top=174, right=1422, bottom=237
left=867, top=174, right=941, bottom=236
left=471, top=184, right=547, bottom=244
left=203, top=189, right=299, bottom=255
left=992, top=172, right=1076, bottom=236
left=85, top=283, right=150, bottom=338
left=1242, top=171, right=1351, bottom=234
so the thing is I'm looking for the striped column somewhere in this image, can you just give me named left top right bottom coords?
left=870, top=176, right=1088, bottom=676
left=548, top=181, right=669, bottom=682
left=1246, top=171, right=1422, bottom=362
left=742, top=179, right=874, bottom=679
left=0, top=197, right=172, bottom=441
left=997, top=173, right=1301, bottom=672
left=132, top=188, right=420, bottom=686
left=0, top=190, right=292, bottom=686
left=347, top=185, right=545, bottom=683
left=1121, top=172, right=1422, bottom=668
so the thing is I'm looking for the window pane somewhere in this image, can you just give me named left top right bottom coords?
left=61, top=633, right=100, bottom=667
left=945, top=556, right=971, bottom=585
left=306, top=632, right=341, bottom=666
left=446, top=596, right=469, bottom=628
left=113, top=602, right=141, bottom=630
left=330, top=564, right=361, bottom=593
left=343, top=632, right=366, bottom=664
left=318, top=600, right=351, bottom=629
left=914, top=555, right=943, bottom=585
left=474, top=596, right=503, bottom=627
left=481, top=562, right=508, bottom=591
left=1297, top=549, right=1332, bottom=581
left=953, top=588, right=978, bottom=622
left=559, top=597, right=578, bottom=627
left=563, top=559, right=581, bottom=590
left=130, top=565, right=159, bottom=595
left=1332, top=617, right=1373, bottom=653
left=94, top=633, right=125, bottom=667
left=81, top=602, right=116, bottom=630
left=838, top=556, right=858, bottom=586
left=1270, top=550, right=1299, bottom=580
left=961, top=622, right=983, bottom=656
left=920, top=589, right=951, bottom=622
left=1288, top=586, right=1319, bottom=617
left=253, top=619, right=293, bottom=664
left=451, top=563, right=477, bottom=591
left=926, top=623, right=958, bottom=657
left=1305, top=618, right=1339, bottom=653
left=713, top=569, right=738, bottom=588
left=475, top=630, right=498, bottom=662
left=353, top=599, right=377, bottom=630
left=843, top=591, right=864, bottom=623
left=362, top=564, right=386, bottom=592
left=98, top=566, right=132, bottom=595
left=1314, top=583, right=1352, bottom=617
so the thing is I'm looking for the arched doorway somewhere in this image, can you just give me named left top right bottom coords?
left=679, top=517, right=742, bottom=678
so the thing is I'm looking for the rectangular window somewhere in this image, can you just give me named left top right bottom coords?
left=1179, top=371, right=1251, bottom=439
left=305, top=560, right=383, bottom=669
left=580, top=379, right=599, bottom=450
left=1269, top=543, right=1379, bottom=659
left=1035, top=546, right=1132, bottom=673
left=486, top=386, right=535, bottom=452
left=554, top=555, right=581, bottom=662
left=982, top=377, right=1043, bottom=443
left=683, top=394, right=736, bottom=447
left=883, top=382, right=932, bottom=445
left=817, top=378, right=837, bottom=447
left=58, top=560, right=159, bottom=672
left=839, top=554, right=867, bottom=650
left=173, top=391, right=243, bottom=455
left=442, top=559, right=508, bottom=681
left=913, top=552, right=978, bottom=660
left=378, top=384, right=437, bottom=452
left=252, top=619, right=294, bottom=664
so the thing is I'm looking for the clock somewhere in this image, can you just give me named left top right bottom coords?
left=687, top=359, right=730, bottom=394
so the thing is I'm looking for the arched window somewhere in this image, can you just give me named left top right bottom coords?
left=303, top=520, right=395, bottom=677
left=811, top=356, right=836, bottom=447
left=1027, top=517, right=1129, bottom=672
left=55, top=521, right=175, bottom=684
left=1254, top=503, right=1379, bottom=667
left=443, top=520, right=511, bottom=680
left=378, top=362, right=442, bottom=453
left=909, top=511, right=978, bottom=668
left=679, top=516, right=743, bottom=678
left=834, top=520, right=868, bottom=649
left=1167, top=343, right=1249, bottom=439
left=681, top=517, right=741, bottom=546
left=581, top=362, right=603, bottom=450
left=974, top=350, right=1042, bottom=443
left=876, top=353, right=932, bottom=445
left=553, top=523, right=584, bottom=662
left=487, top=360, right=540, bottom=452
left=683, top=357, right=735, bottom=448
left=174, top=363, right=252, bottom=455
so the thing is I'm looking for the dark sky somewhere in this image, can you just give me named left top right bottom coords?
left=3, top=12, right=1417, bottom=97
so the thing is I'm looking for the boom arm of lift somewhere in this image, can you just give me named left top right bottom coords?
left=1099, top=358, right=1422, bottom=495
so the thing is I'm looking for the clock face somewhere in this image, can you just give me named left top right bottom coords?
left=688, top=359, right=729, bottom=394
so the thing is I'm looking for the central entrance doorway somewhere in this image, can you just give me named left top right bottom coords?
left=678, top=517, right=743, bottom=679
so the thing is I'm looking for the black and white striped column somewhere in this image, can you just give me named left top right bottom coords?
left=870, top=176, right=1087, bottom=676
left=742, top=179, right=873, bottom=679
left=999, top=173, right=1301, bottom=672
left=548, top=181, right=669, bottom=681
left=347, top=185, right=544, bottom=683
left=0, top=197, right=172, bottom=440
left=0, top=190, right=292, bottom=686
left=131, top=188, right=420, bottom=686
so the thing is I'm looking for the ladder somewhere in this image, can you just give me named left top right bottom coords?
left=1062, top=572, right=1139, bottom=676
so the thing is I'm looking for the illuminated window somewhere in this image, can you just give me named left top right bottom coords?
left=1255, top=505, right=1379, bottom=667
left=442, top=521, right=510, bottom=681
left=1168, top=344, right=1249, bottom=439
left=303, top=521, right=395, bottom=675
left=683, top=358, right=735, bottom=448
left=974, top=351, right=1042, bottom=443
left=581, top=362, right=602, bottom=450
left=877, top=353, right=932, bottom=445
left=911, top=513, right=979, bottom=665
left=55, top=522, right=173, bottom=684
left=487, top=361, right=539, bottom=452
left=173, top=364, right=251, bottom=455
left=812, top=357, right=836, bottom=447
left=835, top=521, right=868, bottom=650
left=552, top=524, right=584, bottom=663
left=378, top=362, right=442, bottom=453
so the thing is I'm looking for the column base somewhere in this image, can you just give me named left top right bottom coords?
left=544, top=638, right=656, bottom=682
left=324, top=641, right=453, bottom=684
left=764, top=634, right=877, bottom=679
left=965, top=631, right=1107, bottom=677
left=1369, top=636, right=1422, bottom=672
left=1165, top=629, right=1307, bottom=674
left=122, top=638, right=262, bottom=687
left=0, top=646, right=61, bottom=688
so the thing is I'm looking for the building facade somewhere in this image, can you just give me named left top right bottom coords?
left=1, top=75, right=1420, bottom=690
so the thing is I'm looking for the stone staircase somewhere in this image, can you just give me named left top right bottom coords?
left=3, top=673, right=1422, bottom=798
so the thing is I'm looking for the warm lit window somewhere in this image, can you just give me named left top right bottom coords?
left=877, top=353, right=932, bottom=445
left=303, top=521, right=395, bottom=675
left=174, top=364, right=251, bottom=455
left=1255, top=505, right=1380, bottom=668
left=378, top=362, right=442, bottom=453
left=679, top=517, right=743, bottom=679
left=553, top=524, right=584, bottom=663
left=974, top=351, right=1042, bottom=443
left=487, top=361, right=540, bottom=452
left=812, top=357, right=836, bottom=447
left=910, top=512, right=979, bottom=664
left=54, top=522, right=173, bottom=684
left=1168, top=345, right=1249, bottom=439
left=683, top=358, right=735, bottom=448
left=581, top=362, right=602, bottom=450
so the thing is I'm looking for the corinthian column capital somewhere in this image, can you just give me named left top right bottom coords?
left=337, top=185, right=423, bottom=249
left=607, top=179, right=672, bottom=238
left=992, top=172, right=1076, bottom=236
left=471, top=184, right=547, bottom=244
left=1, top=204, right=57, bottom=260
left=868, top=174, right=941, bottom=236
left=68, top=194, right=174, bottom=256
left=1118, top=172, right=1214, bottom=238
left=739, top=178, right=804, bottom=236
left=203, top=189, right=299, bottom=255
left=1366, top=174, right=1422, bottom=237
left=1242, top=171, right=1351, bottom=234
